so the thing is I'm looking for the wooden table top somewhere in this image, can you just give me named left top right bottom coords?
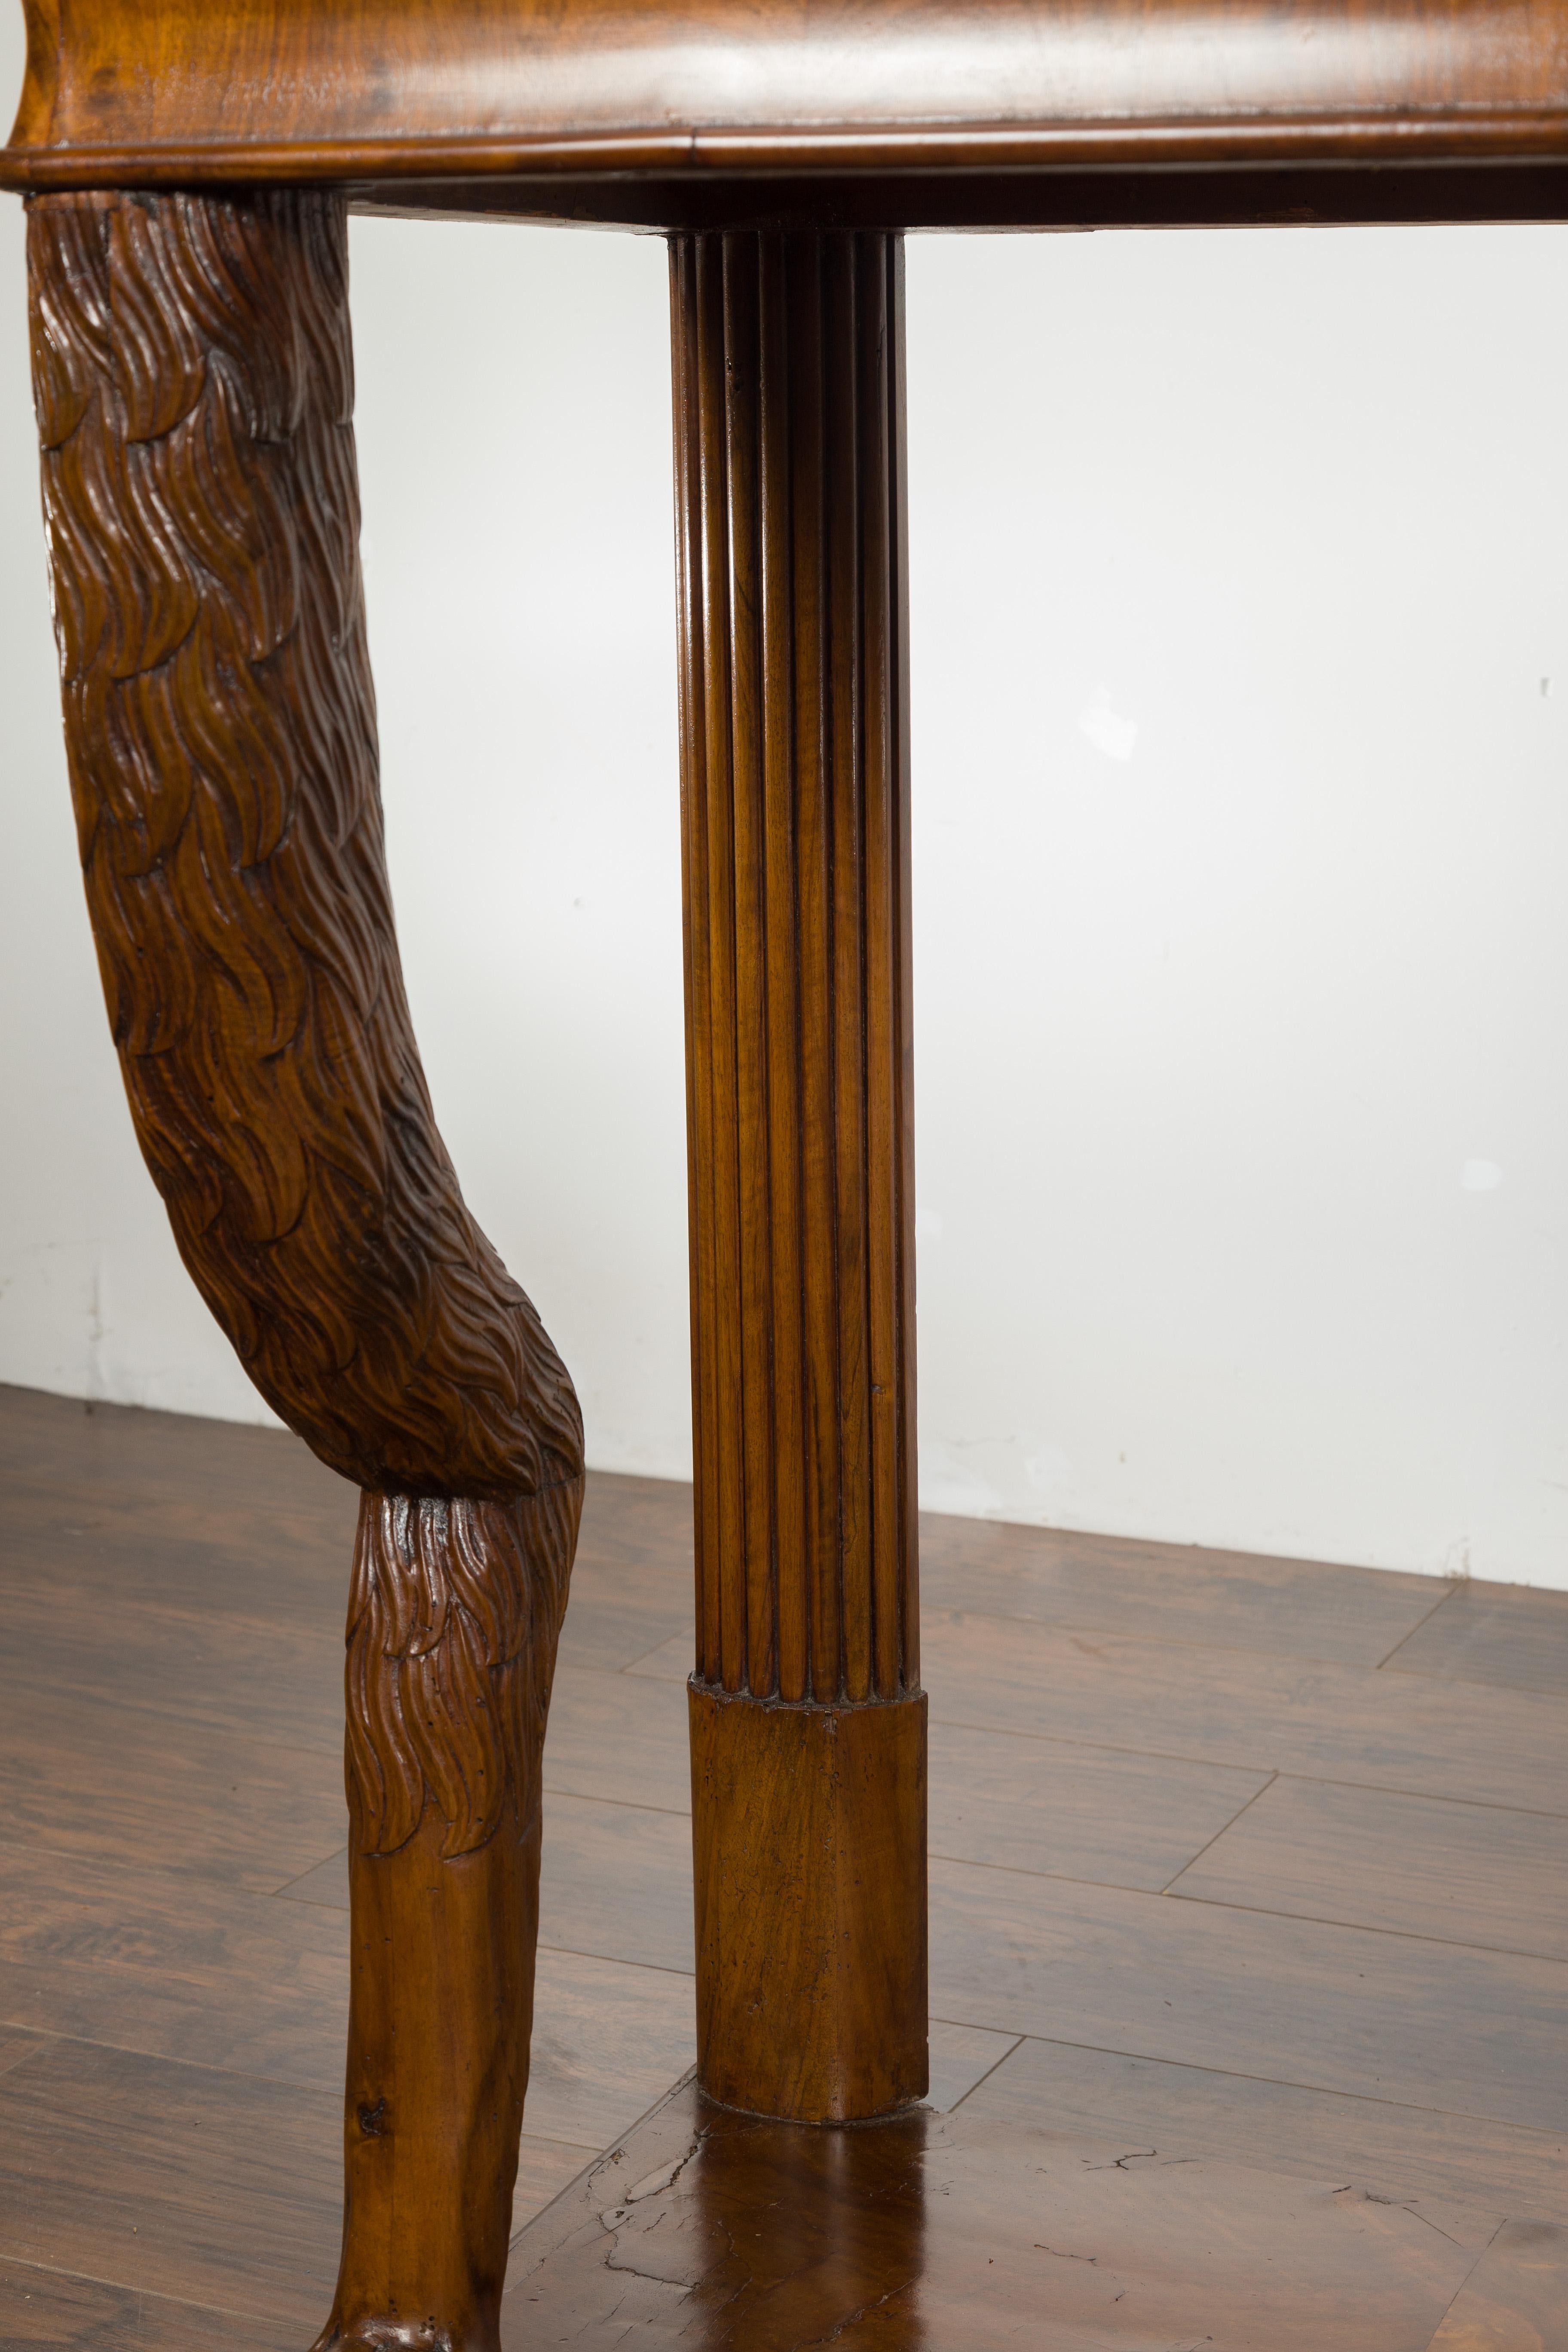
left=6, top=0, right=1568, bottom=227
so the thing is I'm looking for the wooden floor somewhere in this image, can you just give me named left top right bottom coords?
left=0, top=1383, right=1563, bottom=2346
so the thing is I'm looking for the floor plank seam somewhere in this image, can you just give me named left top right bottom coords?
left=1159, top=1888, right=1568, bottom=1965
left=504, top=2069, right=704, bottom=2258
left=0, top=2250, right=290, bottom=2326
left=936, top=2034, right=1025, bottom=2115
left=534, top=1942, right=696, bottom=1980
left=1259, top=1770, right=1568, bottom=1822
left=0, top=2027, right=350, bottom=2097
left=541, top=1788, right=693, bottom=1820
left=1374, top=1583, right=1464, bottom=1672
left=1378, top=1659, right=1568, bottom=1699
left=1006, top=2034, right=1568, bottom=2134
left=617, top=1636, right=694, bottom=1675
left=1158, top=1770, right=1280, bottom=1894
left=1416, top=2216, right=1509, bottom=2351
left=0, top=1682, right=349, bottom=1765
left=928, top=1840, right=1558, bottom=1961
left=916, top=1595, right=1465, bottom=1670
left=920, top=1714, right=1568, bottom=1816
left=9, top=1394, right=1567, bottom=2343
left=268, top=1845, right=346, bottom=1887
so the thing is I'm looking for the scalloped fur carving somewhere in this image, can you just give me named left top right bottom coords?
left=346, top=1485, right=580, bottom=1858
left=26, top=187, right=584, bottom=1503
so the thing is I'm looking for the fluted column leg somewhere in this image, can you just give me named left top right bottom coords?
left=671, top=230, right=926, bottom=2123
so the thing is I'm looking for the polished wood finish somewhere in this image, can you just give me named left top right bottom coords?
left=331, top=1488, right=579, bottom=2349
left=1428, top=2220, right=1568, bottom=2348
left=0, top=2259, right=303, bottom=2352
left=671, top=226, right=924, bottom=2118
left=1384, top=1575, right=1568, bottom=1694
left=9, top=0, right=1568, bottom=2312
left=337, top=1812, right=539, bottom=2348
left=962, top=2039, right=1567, bottom=2223
left=501, top=2075, right=1562, bottom=2350
left=672, top=229, right=915, bottom=1717
left=8, top=0, right=1568, bottom=211
left=926, top=1718, right=1271, bottom=1886
left=924, top=1856, right=1568, bottom=2132
left=24, top=185, right=583, bottom=2349
left=911, top=1605, right=1568, bottom=1812
left=1168, top=1772, right=1568, bottom=1959
left=690, top=1681, right=927, bottom=2119
left=917, top=1507, right=1462, bottom=1667
left=28, top=193, right=580, bottom=1508
left=5, top=1390, right=1568, bottom=2345
left=355, top=159, right=1568, bottom=233
left=632, top=1593, right=1568, bottom=1814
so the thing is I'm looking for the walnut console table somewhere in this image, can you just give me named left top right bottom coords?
left=5, top=5, right=1566, bottom=2347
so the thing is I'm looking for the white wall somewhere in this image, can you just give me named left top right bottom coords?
left=906, top=230, right=1568, bottom=1586
left=3, top=0, right=1565, bottom=1583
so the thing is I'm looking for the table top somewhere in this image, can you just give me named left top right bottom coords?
left=6, top=0, right=1568, bottom=226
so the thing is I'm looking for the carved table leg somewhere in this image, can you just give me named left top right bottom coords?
left=27, top=188, right=583, bottom=2350
left=670, top=231, right=928, bottom=2123
left=336, top=1488, right=579, bottom=2345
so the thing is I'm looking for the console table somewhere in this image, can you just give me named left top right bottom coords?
left=5, top=5, right=1564, bottom=2346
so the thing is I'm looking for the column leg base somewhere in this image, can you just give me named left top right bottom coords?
left=689, top=1678, right=928, bottom=2123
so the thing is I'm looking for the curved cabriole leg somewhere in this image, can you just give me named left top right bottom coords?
left=26, top=188, right=584, bottom=2351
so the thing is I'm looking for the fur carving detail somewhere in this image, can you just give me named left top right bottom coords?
left=26, top=188, right=583, bottom=1501
left=346, top=1485, right=580, bottom=1858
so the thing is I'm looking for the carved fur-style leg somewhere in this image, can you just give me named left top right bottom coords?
left=671, top=231, right=927, bottom=2122
left=27, top=188, right=583, bottom=2350
left=335, top=1486, right=580, bottom=2350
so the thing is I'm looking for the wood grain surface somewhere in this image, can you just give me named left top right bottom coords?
left=499, top=2077, right=1544, bottom=2350
left=8, top=0, right=1568, bottom=205
left=537, top=1665, right=692, bottom=1814
left=4, top=116, right=1566, bottom=2352
left=671, top=228, right=925, bottom=2118
left=277, top=1799, right=699, bottom=1978
left=918, top=1509, right=1460, bottom=1668
left=349, top=158, right=1568, bottom=233
left=960, top=2039, right=1566, bottom=2221
left=24, top=181, right=585, bottom=2349
left=1427, top=2220, right=1568, bottom=2348
left=928, top=1855, right=1568, bottom=2132
left=0, top=2255, right=304, bottom=2352
left=673, top=227, right=916, bottom=1715
left=690, top=1683, right=927, bottom=2119
left=0, top=2037, right=345, bottom=2331
left=1385, top=1578, right=1568, bottom=1696
left=27, top=190, right=581, bottom=1507
left=1168, top=1774, right=1568, bottom=1959
left=927, top=1718, right=1271, bottom=1885
left=6, top=1386, right=1567, bottom=2346
left=914, top=1606, right=1568, bottom=1812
